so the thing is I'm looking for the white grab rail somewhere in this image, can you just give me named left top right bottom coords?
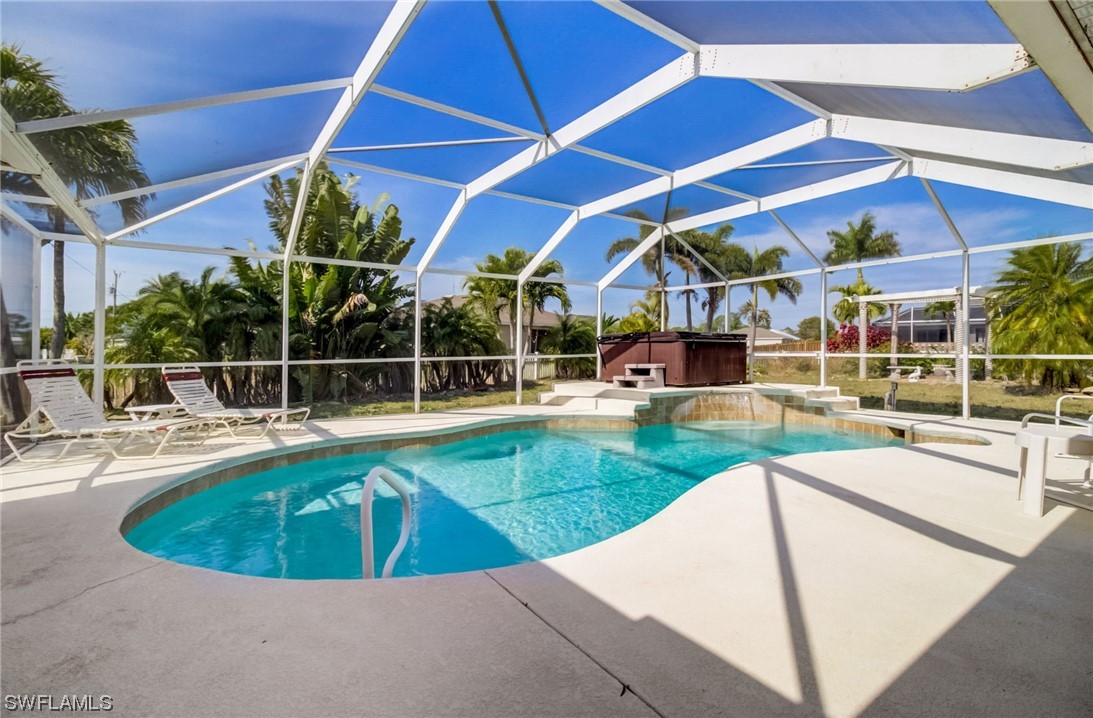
left=1054, top=394, right=1093, bottom=426
left=360, top=466, right=413, bottom=579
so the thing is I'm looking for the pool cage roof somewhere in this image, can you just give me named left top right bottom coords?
left=1, top=0, right=1091, bottom=418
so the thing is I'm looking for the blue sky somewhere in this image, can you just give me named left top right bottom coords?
left=4, top=1, right=1091, bottom=333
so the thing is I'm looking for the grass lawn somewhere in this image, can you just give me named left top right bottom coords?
left=302, top=381, right=558, bottom=419
left=301, top=373, right=1093, bottom=423
left=774, top=371, right=1093, bottom=422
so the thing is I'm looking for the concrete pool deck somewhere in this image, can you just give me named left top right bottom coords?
left=1, top=389, right=1090, bottom=717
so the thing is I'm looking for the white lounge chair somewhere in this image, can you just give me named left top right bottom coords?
left=161, top=366, right=310, bottom=439
left=5, top=361, right=211, bottom=462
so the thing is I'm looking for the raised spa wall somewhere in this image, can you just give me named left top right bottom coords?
left=120, top=388, right=984, bottom=534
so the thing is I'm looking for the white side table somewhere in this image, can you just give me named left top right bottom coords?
left=1015, top=426, right=1093, bottom=517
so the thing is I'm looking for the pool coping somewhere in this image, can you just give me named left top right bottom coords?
left=119, top=387, right=991, bottom=538
left=5, top=388, right=1090, bottom=718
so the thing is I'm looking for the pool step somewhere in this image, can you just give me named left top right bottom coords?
left=539, top=382, right=650, bottom=416
left=805, top=395, right=861, bottom=412
left=613, top=363, right=665, bottom=390
left=538, top=395, right=647, bottom=415
left=541, top=384, right=651, bottom=401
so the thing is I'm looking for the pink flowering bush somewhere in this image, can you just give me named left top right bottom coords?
left=826, top=324, right=892, bottom=352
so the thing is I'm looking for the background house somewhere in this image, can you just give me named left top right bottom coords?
left=728, top=327, right=800, bottom=347
left=874, top=305, right=988, bottom=346
left=425, top=295, right=591, bottom=352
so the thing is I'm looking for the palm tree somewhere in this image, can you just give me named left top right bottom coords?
left=677, top=223, right=737, bottom=332
left=829, top=279, right=887, bottom=325
left=631, top=294, right=661, bottom=322
left=227, top=245, right=284, bottom=404
left=989, top=242, right=1092, bottom=389
left=604, top=208, right=691, bottom=328
left=1, top=44, right=151, bottom=360
left=464, top=247, right=568, bottom=353
left=923, top=301, right=955, bottom=344
left=736, top=300, right=771, bottom=329
left=619, top=295, right=660, bottom=332
left=600, top=313, right=622, bottom=334
left=735, top=246, right=803, bottom=380
left=105, top=297, right=200, bottom=408
left=420, top=297, right=502, bottom=390
left=135, top=268, right=246, bottom=398
left=823, top=211, right=901, bottom=283
left=542, top=314, right=597, bottom=378
left=523, top=270, right=570, bottom=353
left=263, top=164, right=416, bottom=401
left=619, top=312, right=659, bottom=333
left=668, top=240, right=698, bottom=331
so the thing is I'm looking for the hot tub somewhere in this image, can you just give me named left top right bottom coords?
left=597, top=331, right=748, bottom=386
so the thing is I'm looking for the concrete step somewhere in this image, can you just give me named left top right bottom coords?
left=616, top=363, right=665, bottom=389
left=803, top=387, right=842, bottom=400
left=805, top=395, right=860, bottom=411
left=613, top=376, right=664, bottom=390
left=542, top=383, right=650, bottom=401
left=537, top=394, right=646, bottom=416
left=624, top=363, right=665, bottom=373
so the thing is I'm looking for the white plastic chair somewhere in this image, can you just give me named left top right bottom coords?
left=1018, top=410, right=1093, bottom=498
left=1052, top=393, right=1093, bottom=486
left=5, top=360, right=211, bottom=462
left=161, top=366, right=310, bottom=439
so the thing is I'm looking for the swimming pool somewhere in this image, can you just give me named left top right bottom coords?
left=125, top=422, right=900, bottom=579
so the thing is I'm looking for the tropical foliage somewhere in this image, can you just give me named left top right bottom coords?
left=736, top=301, right=771, bottom=329
left=1, top=44, right=151, bottom=361
left=600, top=314, right=622, bottom=334
left=823, top=211, right=901, bottom=282
left=733, top=246, right=802, bottom=323
left=604, top=209, right=694, bottom=328
left=619, top=295, right=661, bottom=332
left=420, top=298, right=504, bottom=391
left=676, top=223, right=738, bottom=332
left=98, top=165, right=456, bottom=407
left=988, top=242, right=1092, bottom=389
left=923, top=301, right=956, bottom=343
left=829, top=279, right=887, bottom=325
left=795, top=316, right=824, bottom=340
left=465, top=247, right=568, bottom=353
left=542, top=314, right=597, bottom=378
left=57, top=163, right=600, bottom=409
left=827, top=324, right=893, bottom=353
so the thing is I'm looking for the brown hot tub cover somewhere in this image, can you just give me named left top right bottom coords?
left=597, top=331, right=748, bottom=386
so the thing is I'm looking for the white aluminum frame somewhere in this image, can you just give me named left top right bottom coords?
left=831, top=115, right=1092, bottom=171
left=4, top=0, right=1091, bottom=427
left=698, top=44, right=1033, bottom=91
left=15, top=78, right=353, bottom=135
left=280, top=0, right=425, bottom=409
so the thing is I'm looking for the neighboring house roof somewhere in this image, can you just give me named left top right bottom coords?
left=425, top=295, right=590, bottom=330
left=728, top=327, right=800, bottom=342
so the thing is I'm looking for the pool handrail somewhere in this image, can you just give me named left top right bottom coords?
left=1054, top=394, right=1093, bottom=426
left=361, top=466, right=412, bottom=579
left=1021, top=412, right=1093, bottom=430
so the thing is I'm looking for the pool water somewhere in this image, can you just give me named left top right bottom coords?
left=125, top=422, right=899, bottom=579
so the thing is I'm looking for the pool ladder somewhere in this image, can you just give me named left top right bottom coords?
left=360, top=466, right=412, bottom=579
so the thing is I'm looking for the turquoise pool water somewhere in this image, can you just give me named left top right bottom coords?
left=125, top=422, right=899, bottom=579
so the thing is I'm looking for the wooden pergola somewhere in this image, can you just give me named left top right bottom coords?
left=851, top=286, right=993, bottom=393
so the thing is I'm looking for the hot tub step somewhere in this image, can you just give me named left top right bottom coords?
left=612, top=362, right=666, bottom=389
left=612, top=376, right=662, bottom=389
